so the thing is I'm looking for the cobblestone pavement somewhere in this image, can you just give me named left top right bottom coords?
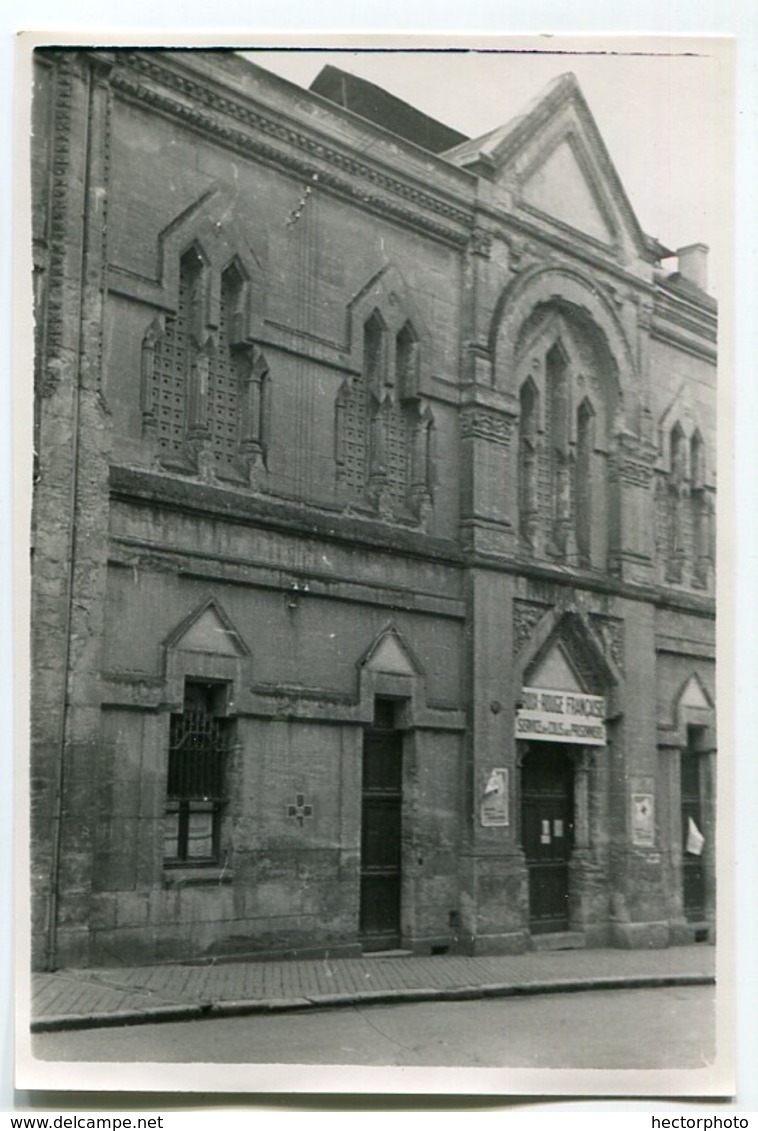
left=29, top=945, right=716, bottom=1030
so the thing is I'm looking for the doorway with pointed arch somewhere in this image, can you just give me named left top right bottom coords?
left=516, top=612, right=613, bottom=938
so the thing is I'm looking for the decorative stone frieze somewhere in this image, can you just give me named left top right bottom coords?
left=460, top=407, right=513, bottom=447
left=513, top=599, right=550, bottom=656
left=109, top=56, right=473, bottom=247
left=469, top=226, right=493, bottom=258
left=590, top=613, right=625, bottom=673
left=40, top=56, right=75, bottom=395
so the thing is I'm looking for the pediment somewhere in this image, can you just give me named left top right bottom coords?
left=347, top=264, right=431, bottom=349
left=156, top=183, right=266, bottom=337
left=679, top=674, right=712, bottom=711
left=521, top=605, right=618, bottom=695
left=164, top=598, right=250, bottom=658
left=445, top=73, right=651, bottom=262
left=521, top=136, right=614, bottom=244
left=529, top=642, right=584, bottom=693
left=361, top=627, right=421, bottom=677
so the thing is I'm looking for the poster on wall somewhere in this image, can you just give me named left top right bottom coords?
left=480, top=768, right=508, bottom=827
left=631, top=792, right=656, bottom=847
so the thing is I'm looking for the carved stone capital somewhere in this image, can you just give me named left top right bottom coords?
left=460, top=407, right=513, bottom=448
left=469, top=226, right=493, bottom=258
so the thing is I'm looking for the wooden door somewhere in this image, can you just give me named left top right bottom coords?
left=522, top=744, right=574, bottom=934
left=360, top=725, right=402, bottom=950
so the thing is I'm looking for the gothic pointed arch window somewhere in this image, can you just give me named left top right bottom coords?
left=575, top=397, right=596, bottom=566
left=150, top=245, right=206, bottom=465
left=364, top=310, right=387, bottom=400
left=546, top=340, right=572, bottom=557
left=668, top=421, right=687, bottom=581
left=690, top=428, right=710, bottom=585
left=206, top=263, right=244, bottom=471
left=518, top=377, right=539, bottom=548
left=141, top=242, right=270, bottom=482
left=335, top=307, right=434, bottom=521
left=396, top=321, right=420, bottom=401
left=364, top=310, right=394, bottom=493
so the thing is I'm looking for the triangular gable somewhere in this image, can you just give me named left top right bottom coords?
left=178, top=608, right=241, bottom=656
left=521, top=136, right=614, bottom=244
left=346, top=264, right=432, bottom=358
left=163, top=597, right=250, bottom=658
left=444, top=73, right=652, bottom=263
left=360, top=625, right=423, bottom=677
left=365, top=634, right=415, bottom=676
left=529, top=642, right=583, bottom=693
left=679, top=674, right=713, bottom=711
left=521, top=605, right=618, bottom=695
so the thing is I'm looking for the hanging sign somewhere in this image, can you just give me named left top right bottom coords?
left=516, top=687, right=607, bottom=746
left=480, top=768, right=509, bottom=827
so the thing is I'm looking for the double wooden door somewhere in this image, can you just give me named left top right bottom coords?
left=359, top=725, right=402, bottom=950
left=521, top=744, right=574, bottom=934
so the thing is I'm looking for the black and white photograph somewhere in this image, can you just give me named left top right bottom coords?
left=16, top=34, right=734, bottom=1098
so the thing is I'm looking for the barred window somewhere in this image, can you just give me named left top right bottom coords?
left=164, top=681, right=229, bottom=866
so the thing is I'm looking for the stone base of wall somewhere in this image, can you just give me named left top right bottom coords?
left=471, top=930, right=530, bottom=956
left=669, top=919, right=716, bottom=946
left=609, top=920, right=671, bottom=949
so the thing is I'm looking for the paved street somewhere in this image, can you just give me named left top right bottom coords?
left=33, top=984, right=715, bottom=1068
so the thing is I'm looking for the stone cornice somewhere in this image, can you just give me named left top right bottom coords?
left=650, top=321, right=718, bottom=364
left=470, top=551, right=715, bottom=620
left=655, top=635, right=715, bottom=660
left=654, top=293, right=717, bottom=340
left=109, top=465, right=467, bottom=568
left=474, top=204, right=657, bottom=297
left=110, top=465, right=715, bottom=621
left=107, top=52, right=474, bottom=248
left=108, top=538, right=466, bottom=621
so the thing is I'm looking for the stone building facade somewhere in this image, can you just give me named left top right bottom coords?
left=30, top=49, right=717, bottom=970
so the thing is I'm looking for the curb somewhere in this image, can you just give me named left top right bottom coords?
left=31, top=972, right=715, bottom=1033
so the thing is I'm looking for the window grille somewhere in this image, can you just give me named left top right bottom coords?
left=383, top=401, right=410, bottom=506
left=164, top=682, right=229, bottom=866
left=339, top=372, right=368, bottom=493
left=154, top=252, right=201, bottom=459
left=207, top=271, right=241, bottom=468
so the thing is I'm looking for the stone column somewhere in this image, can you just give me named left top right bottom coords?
left=573, top=750, right=593, bottom=850
left=35, top=53, right=115, bottom=970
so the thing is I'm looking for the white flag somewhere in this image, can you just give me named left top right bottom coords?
left=686, top=816, right=705, bottom=856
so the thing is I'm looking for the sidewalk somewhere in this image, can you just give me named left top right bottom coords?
left=30, top=944, right=716, bottom=1032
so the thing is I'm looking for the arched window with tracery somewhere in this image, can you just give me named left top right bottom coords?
left=518, top=378, right=539, bottom=549
left=141, top=244, right=270, bottom=482
left=575, top=397, right=595, bottom=566
left=667, top=422, right=687, bottom=581
left=396, top=322, right=419, bottom=401
left=335, top=309, right=434, bottom=520
left=150, top=246, right=205, bottom=465
left=546, top=340, right=572, bottom=556
left=205, top=264, right=244, bottom=473
left=690, top=429, right=709, bottom=585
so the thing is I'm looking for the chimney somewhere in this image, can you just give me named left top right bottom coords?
left=677, top=243, right=708, bottom=291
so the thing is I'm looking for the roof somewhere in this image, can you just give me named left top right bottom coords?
left=310, top=64, right=469, bottom=154
left=308, top=62, right=687, bottom=268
